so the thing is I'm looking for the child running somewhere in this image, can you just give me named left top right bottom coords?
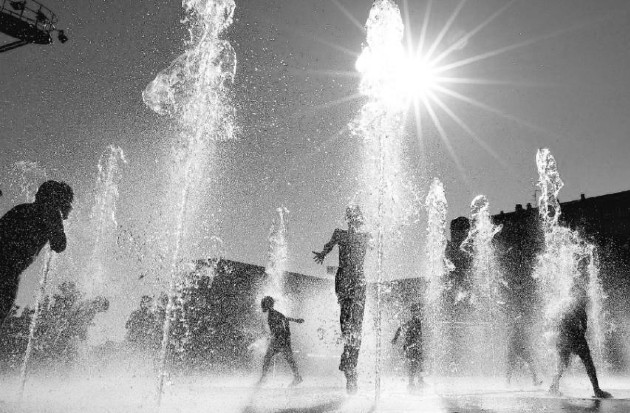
left=258, top=296, right=304, bottom=387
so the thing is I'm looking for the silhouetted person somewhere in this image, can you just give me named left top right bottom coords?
left=505, top=303, right=541, bottom=386
left=0, top=180, right=73, bottom=322
left=126, top=295, right=156, bottom=348
left=549, top=283, right=611, bottom=398
left=392, top=302, right=424, bottom=391
left=258, top=296, right=303, bottom=387
left=313, top=205, right=370, bottom=394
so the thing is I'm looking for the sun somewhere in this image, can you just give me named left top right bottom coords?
left=403, top=56, right=440, bottom=99
left=283, top=0, right=558, bottom=184
left=354, top=1, right=443, bottom=112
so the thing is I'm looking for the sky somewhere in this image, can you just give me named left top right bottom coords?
left=2, top=0, right=630, bottom=341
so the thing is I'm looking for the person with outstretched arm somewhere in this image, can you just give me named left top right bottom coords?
left=258, top=296, right=304, bottom=387
left=313, top=205, right=370, bottom=394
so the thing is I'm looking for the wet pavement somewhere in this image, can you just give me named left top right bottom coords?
left=1, top=374, right=629, bottom=412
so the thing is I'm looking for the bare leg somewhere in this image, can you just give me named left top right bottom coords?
left=282, top=346, right=302, bottom=385
left=338, top=289, right=366, bottom=394
left=577, top=342, right=611, bottom=398
left=521, top=348, right=542, bottom=385
left=506, top=344, right=517, bottom=385
left=549, top=347, right=570, bottom=395
left=258, top=346, right=276, bottom=384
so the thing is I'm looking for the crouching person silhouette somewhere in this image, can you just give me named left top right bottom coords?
left=0, top=181, right=73, bottom=322
left=258, top=296, right=304, bottom=387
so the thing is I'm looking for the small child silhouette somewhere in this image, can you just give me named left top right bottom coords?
left=392, top=302, right=424, bottom=391
left=258, top=296, right=303, bottom=387
left=0, top=180, right=73, bottom=321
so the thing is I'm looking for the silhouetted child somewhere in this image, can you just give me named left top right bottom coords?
left=258, top=296, right=303, bottom=387
left=313, top=205, right=370, bottom=394
left=0, top=181, right=73, bottom=322
left=392, top=302, right=424, bottom=391
left=549, top=283, right=611, bottom=398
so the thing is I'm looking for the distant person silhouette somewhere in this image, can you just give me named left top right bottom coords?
left=0, top=180, right=73, bottom=322
left=126, top=295, right=156, bottom=349
left=549, top=279, right=611, bottom=398
left=392, top=302, right=425, bottom=391
left=313, top=205, right=370, bottom=394
left=258, top=296, right=303, bottom=387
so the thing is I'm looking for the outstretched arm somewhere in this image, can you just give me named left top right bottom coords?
left=287, top=317, right=304, bottom=323
left=391, top=326, right=402, bottom=344
left=313, top=229, right=340, bottom=264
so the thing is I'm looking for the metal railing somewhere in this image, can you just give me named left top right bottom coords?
left=0, top=0, right=57, bottom=33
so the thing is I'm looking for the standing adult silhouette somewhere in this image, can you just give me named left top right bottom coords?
left=313, top=205, right=370, bottom=394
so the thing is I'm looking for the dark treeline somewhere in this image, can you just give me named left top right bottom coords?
left=125, top=260, right=260, bottom=372
left=0, top=281, right=109, bottom=371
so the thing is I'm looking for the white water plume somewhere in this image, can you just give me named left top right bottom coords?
left=143, top=0, right=237, bottom=403
left=461, top=195, right=503, bottom=316
left=534, top=148, right=608, bottom=369
left=352, top=0, right=416, bottom=237
left=460, top=195, right=504, bottom=376
left=263, top=207, right=289, bottom=312
left=352, top=0, right=418, bottom=397
left=87, top=145, right=127, bottom=296
left=423, top=178, right=454, bottom=374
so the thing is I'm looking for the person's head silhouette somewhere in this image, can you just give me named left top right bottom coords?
left=345, top=205, right=364, bottom=229
left=410, top=302, right=422, bottom=318
left=261, top=296, right=274, bottom=312
left=35, top=180, right=73, bottom=219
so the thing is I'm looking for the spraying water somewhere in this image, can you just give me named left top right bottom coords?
left=533, top=148, right=607, bottom=369
left=263, top=207, right=289, bottom=310
left=353, top=0, right=416, bottom=399
left=143, top=0, right=237, bottom=404
left=18, top=250, right=54, bottom=401
left=13, top=163, right=50, bottom=398
left=10, top=161, right=47, bottom=202
left=461, top=195, right=503, bottom=375
left=423, top=178, right=454, bottom=375
left=87, top=145, right=127, bottom=296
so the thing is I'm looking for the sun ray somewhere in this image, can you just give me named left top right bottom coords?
left=434, top=85, right=563, bottom=140
left=428, top=91, right=510, bottom=170
left=297, top=68, right=360, bottom=79
left=313, top=36, right=360, bottom=59
left=431, top=0, right=516, bottom=66
left=412, top=98, right=427, bottom=177
left=422, top=96, right=471, bottom=187
left=416, top=0, right=433, bottom=56
left=412, top=98, right=424, bottom=153
left=331, top=0, right=366, bottom=34
left=436, top=76, right=549, bottom=88
left=307, top=93, right=363, bottom=113
left=402, top=0, right=414, bottom=51
left=283, top=93, right=363, bottom=125
left=436, top=14, right=616, bottom=74
left=425, top=0, right=467, bottom=60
